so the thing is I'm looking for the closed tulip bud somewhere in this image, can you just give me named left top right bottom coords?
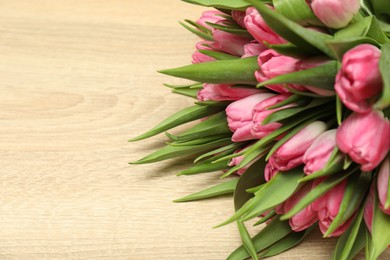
left=228, top=145, right=255, bottom=175
left=312, top=179, right=353, bottom=236
left=231, top=10, right=246, bottom=28
left=192, top=41, right=215, bottom=64
left=241, top=41, right=267, bottom=58
left=265, top=121, right=327, bottom=181
left=335, top=44, right=383, bottom=113
left=196, top=10, right=225, bottom=30
left=244, top=7, right=286, bottom=45
left=226, top=93, right=274, bottom=142
left=210, top=23, right=251, bottom=56
left=310, top=0, right=360, bottom=29
left=251, top=93, right=294, bottom=139
left=197, top=83, right=264, bottom=102
left=255, top=49, right=305, bottom=93
left=303, top=130, right=338, bottom=175
left=377, top=157, right=390, bottom=215
left=336, top=110, right=390, bottom=171
left=278, top=183, right=319, bottom=231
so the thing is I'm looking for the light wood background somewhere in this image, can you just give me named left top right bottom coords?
left=0, top=1, right=388, bottom=259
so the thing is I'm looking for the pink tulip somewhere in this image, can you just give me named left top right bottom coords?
left=335, top=44, right=383, bottom=113
left=255, top=49, right=306, bottom=93
left=364, top=186, right=375, bottom=233
left=226, top=93, right=275, bottom=142
left=196, top=10, right=225, bottom=30
left=228, top=145, right=256, bottom=175
left=377, top=157, right=390, bottom=215
left=241, top=41, right=267, bottom=58
left=276, top=183, right=318, bottom=231
left=192, top=41, right=215, bottom=64
left=210, top=22, right=251, bottom=56
left=264, top=121, right=327, bottom=181
left=303, top=130, right=338, bottom=175
left=312, top=179, right=353, bottom=237
left=310, top=0, right=360, bottom=29
left=336, top=110, right=390, bottom=171
left=244, top=7, right=286, bottom=45
left=251, top=93, right=294, bottom=139
left=197, top=83, right=264, bottom=102
left=231, top=10, right=246, bottom=28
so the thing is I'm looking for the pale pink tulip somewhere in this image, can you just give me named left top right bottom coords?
left=231, top=10, right=246, bottom=28
left=336, top=110, right=390, bottom=171
left=196, top=10, right=225, bottom=30
left=244, top=7, right=286, bottom=45
left=255, top=49, right=305, bottom=93
left=197, top=84, right=263, bottom=102
left=226, top=93, right=275, bottom=142
left=192, top=41, right=215, bottom=64
left=251, top=93, right=293, bottom=139
left=241, top=41, right=267, bottom=58
left=312, top=179, right=353, bottom=237
left=335, top=44, right=383, bottom=113
left=303, top=130, right=338, bottom=175
left=265, top=121, right=327, bottom=181
left=377, top=157, right=390, bottom=215
left=310, top=0, right=360, bottom=29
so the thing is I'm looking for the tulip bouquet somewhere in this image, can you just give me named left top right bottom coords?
left=131, top=0, right=390, bottom=259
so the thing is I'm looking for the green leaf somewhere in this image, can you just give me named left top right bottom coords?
left=171, top=88, right=199, bottom=98
left=367, top=186, right=390, bottom=260
left=326, top=37, right=380, bottom=61
left=253, top=209, right=276, bottom=226
left=324, top=172, right=371, bottom=237
left=247, top=0, right=335, bottom=58
left=168, top=134, right=229, bottom=146
left=179, top=21, right=214, bottom=41
left=227, top=217, right=292, bottom=260
left=281, top=168, right=357, bottom=220
left=371, top=0, right=390, bottom=25
left=267, top=42, right=312, bottom=58
left=199, top=50, right=238, bottom=60
left=159, top=57, right=259, bottom=84
left=164, top=82, right=203, bottom=89
left=333, top=204, right=367, bottom=260
left=174, top=178, right=238, bottom=202
left=273, top=0, right=321, bottom=26
left=206, top=21, right=253, bottom=37
left=336, top=95, right=342, bottom=125
left=181, top=0, right=253, bottom=10
left=259, top=226, right=315, bottom=258
left=129, top=105, right=222, bottom=141
left=194, top=142, right=243, bottom=163
left=130, top=138, right=231, bottom=164
left=237, top=221, right=259, bottom=260
left=257, top=61, right=339, bottom=90
left=299, top=154, right=344, bottom=182
left=376, top=42, right=390, bottom=109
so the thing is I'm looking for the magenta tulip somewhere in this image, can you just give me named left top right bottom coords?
left=336, top=110, right=390, bottom=171
left=255, top=49, right=305, bottom=93
left=377, top=157, right=390, bottom=215
left=312, top=179, right=353, bottom=237
left=251, top=93, right=294, bottom=139
left=192, top=41, right=215, bottom=64
left=197, top=83, right=264, bottom=102
left=244, top=7, right=286, bottom=45
left=241, top=41, right=267, bottom=58
left=303, top=130, right=338, bottom=175
left=196, top=10, right=225, bottom=30
left=226, top=93, right=275, bottom=142
left=264, top=121, right=327, bottom=181
left=335, top=44, right=383, bottom=113
left=310, top=0, right=360, bottom=29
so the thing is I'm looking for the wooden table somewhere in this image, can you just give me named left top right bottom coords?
left=1, top=1, right=388, bottom=259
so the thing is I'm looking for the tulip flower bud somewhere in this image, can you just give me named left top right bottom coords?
left=226, top=93, right=274, bottom=142
left=241, top=41, right=266, bottom=58
left=335, top=44, right=383, bottom=113
left=336, top=110, right=390, bottom=171
left=265, top=121, right=327, bottom=181
left=196, top=10, right=225, bottom=30
left=364, top=187, right=375, bottom=233
left=244, top=7, right=286, bottom=45
left=228, top=145, right=256, bottom=175
left=192, top=41, right=215, bottom=64
left=377, top=157, right=390, bottom=215
left=310, top=0, right=360, bottom=29
left=303, top=130, right=338, bottom=175
left=197, top=83, right=264, bottom=102
left=231, top=10, right=246, bottom=28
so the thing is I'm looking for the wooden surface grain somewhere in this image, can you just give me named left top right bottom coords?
left=0, top=1, right=388, bottom=259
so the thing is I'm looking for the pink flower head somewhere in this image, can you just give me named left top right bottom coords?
left=335, top=44, right=383, bottom=113
left=265, top=121, right=327, bottom=181
left=336, top=110, right=390, bottom=171
left=251, top=93, right=293, bottom=139
left=244, top=7, right=286, bottom=45
left=226, top=93, right=275, bottom=142
left=241, top=41, right=267, bottom=58
left=310, top=0, right=360, bottom=29
left=255, top=49, right=305, bottom=93
left=279, top=183, right=319, bottom=231
left=312, top=179, right=353, bottom=237
left=231, top=10, right=246, bottom=28
left=196, top=10, right=225, bottom=30
left=192, top=41, right=215, bottom=64
left=228, top=145, right=256, bottom=175
left=303, top=130, right=338, bottom=175
left=378, top=157, right=390, bottom=215
left=210, top=23, right=251, bottom=56
left=197, top=83, right=264, bottom=102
